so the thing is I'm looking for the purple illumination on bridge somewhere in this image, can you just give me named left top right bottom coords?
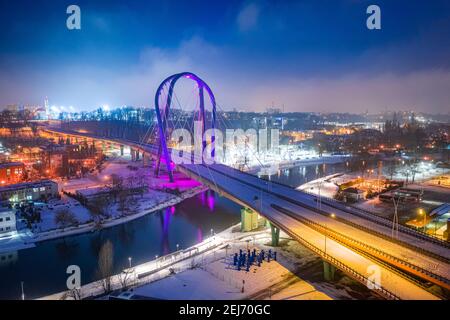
left=154, top=72, right=217, bottom=182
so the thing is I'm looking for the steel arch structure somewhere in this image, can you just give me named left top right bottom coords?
left=154, top=72, right=217, bottom=182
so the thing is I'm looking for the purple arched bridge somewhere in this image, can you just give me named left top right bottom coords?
left=154, top=72, right=217, bottom=182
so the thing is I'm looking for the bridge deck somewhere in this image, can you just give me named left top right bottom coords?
left=43, top=127, right=449, bottom=299
left=181, top=163, right=439, bottom=300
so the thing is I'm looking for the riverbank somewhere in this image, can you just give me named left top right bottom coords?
left=0, top=185, right=207, bottom=253
left=40, top=224, right=379, bottom=300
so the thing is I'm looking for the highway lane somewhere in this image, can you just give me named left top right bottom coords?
left=200, top=164, right=450, bottom=288
left=182, top=163, right=440, bottom=300
left=42, top=128, right=449, bottom=297
left=212, top=163, right=450, bottom=259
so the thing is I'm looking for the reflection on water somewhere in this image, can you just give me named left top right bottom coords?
left=267, top=162, right=348, bottom=188
left=0, top=190, right=241, bottom=300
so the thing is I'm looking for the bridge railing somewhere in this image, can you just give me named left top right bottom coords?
left=271, top=204, right=450, bottom=292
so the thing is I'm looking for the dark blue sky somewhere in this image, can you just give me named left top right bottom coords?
left=1, top=0, right=450, bottom=113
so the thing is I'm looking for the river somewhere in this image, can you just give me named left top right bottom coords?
left=0, top=190, right=241, bottom=300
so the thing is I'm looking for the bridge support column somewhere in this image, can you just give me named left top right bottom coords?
left=136, top=150, right=140, bottom=161
left=102, top=142, right=106, bottom=152
left=323, top=261, right=336, bottom=281
left=120, top=145, right=124, bottom=156
left=131, top=148, right=136, bottom=161
left=270, top=223, right=280, bottom=247
left=241, top=208, right=258, bottom=232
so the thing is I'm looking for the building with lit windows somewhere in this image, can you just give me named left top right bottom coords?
left=0, top=162, right=25, bottom=185
left=0, top=206, right=16, bottom=235
left=0, top=180, right=58, bottom=203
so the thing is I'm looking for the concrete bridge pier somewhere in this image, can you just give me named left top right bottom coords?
left=323, top=261, right=336, bottom=281
left=120, top=145, right=124, bottom=156
left=270, top=223, right=280, bottom=247
left=130, top=148, right=136, bottom=161
left=135, top=150, right=140, bottom=161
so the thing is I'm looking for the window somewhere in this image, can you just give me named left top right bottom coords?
left=6, top=227, right=10, bottom=230
left=40, top=187, right=45, bottom=191
left=26, top=195, right=32, bottom=200
left=0, top=218, right=3, bottom=222
left=5, top=217, right=10, bottom=221
left=33, top=188, right=38, bottom=193
left=6, top=169, right=10, bottom=176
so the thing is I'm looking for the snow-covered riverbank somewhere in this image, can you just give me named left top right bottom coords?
left=0, top=185, right=207, bottom=253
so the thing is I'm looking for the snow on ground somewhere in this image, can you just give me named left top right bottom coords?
left=129, top=230, right=374, bottom=301
left=127, top=234, right=334, bottom=300
left=5, top=155, right=205, bottom=249
left=297, top=175, right=339, bottom=199
left=41, top=223, right=385, bottom=301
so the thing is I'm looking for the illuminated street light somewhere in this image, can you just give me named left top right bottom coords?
left=128, top=257, right=132, bottom=269
left=418, top=209, right=426, bottom=232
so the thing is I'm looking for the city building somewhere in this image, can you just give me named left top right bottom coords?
left=0, top=206, right=16, bottom=235
left=341, top=187, right=365, bottom=202
left=0, top=162, right=25, bottom=185
left=0, top=180, right=58, bottom=203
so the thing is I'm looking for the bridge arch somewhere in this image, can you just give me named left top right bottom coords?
left=154, top=72, right=217, bottom=182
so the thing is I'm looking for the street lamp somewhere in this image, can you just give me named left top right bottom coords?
left=419, top=209, right=426, bottom=233
left=176, top=243, right=179, bottom=251
left=128, top=256, right=132, bottom=269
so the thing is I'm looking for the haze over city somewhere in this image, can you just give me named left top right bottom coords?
left=1, top=0, right=450, bottom=113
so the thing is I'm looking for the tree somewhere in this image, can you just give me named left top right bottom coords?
left=118, top=269, right=133, bottom=289
left=117, top=190, right=129, bottom=214
left=109, top=174, right=124, bottom=201
left=89, top=195, right=112, bottom=221
left=54, top=208, right=78, bottom=229
left=96, top=240, right=114, bottom=293
left=386, top=163, right=398, bottom=181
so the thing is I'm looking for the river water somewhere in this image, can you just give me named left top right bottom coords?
left=0, top=190, right=241, bottom=300
left=0, top=161, right=352, bottom=300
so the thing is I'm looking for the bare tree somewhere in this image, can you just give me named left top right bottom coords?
left=117, top=190, right=129, bottom=214
left=135, top=174, right=148, bottom=198
left=109, top=174, right=124, bottom=201
left=54, top=208, right=78, bottom=230
left=89, top=194, right=113, bottom=221
left=386, top=163, right=398, bottom=181
left=96, top=240, right=114, bottom=293
left=118, top=269, right=133, bottom=289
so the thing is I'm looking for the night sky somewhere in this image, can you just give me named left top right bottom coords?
left=1, top=0, right=449, bottom=113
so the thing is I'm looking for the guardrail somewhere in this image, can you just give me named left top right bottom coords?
left=202, top=164, right=450, bottom=264
left=267, top=218, right=401, bottom=300
left=271, top=203, right=450, bottom=292
left=180, top=165, right=401, bottom=300
left=221, top=162, right=450, bottom=248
